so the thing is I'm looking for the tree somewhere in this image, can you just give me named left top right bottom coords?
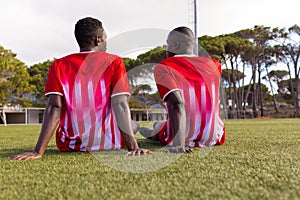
left=221, top=35, right=254, bottom=117
left=221, top=68, right=245, bottom=111
left=243, top=83, right=272, bottom=108
left=273, top=25, right=300, bottom=117
left=234, top=26, right=275, bottom=117
left=28, top=59, right=54, bottom=106
left=0, top=45, right=34, bottom=107
left=136, top=46, right=166, bottom=64
left=262, top=69, right=288, bottom=113
left=278, top=78, right=296, bottom=104
left=123, top=46, right=166, bottom=88
left=266, top=70, right=289, bottom=99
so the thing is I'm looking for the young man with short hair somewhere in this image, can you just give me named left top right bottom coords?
left=140, top=27, right=226, bottom=153
left=11, top=17, right=150, bottom=160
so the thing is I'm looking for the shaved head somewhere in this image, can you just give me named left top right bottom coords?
left=170, top=26, right=194, bottom=38
left=166, top=26, right=195, bottom=57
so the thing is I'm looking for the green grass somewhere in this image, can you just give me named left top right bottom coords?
left=0, top=119, right=300, bottom=200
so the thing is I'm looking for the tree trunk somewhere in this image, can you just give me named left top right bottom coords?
left=234, top=57, right=242, bottom=119
left=251, top=60, right=258, bottom=118
left=286, top=63, right=295, bottom=107
left=257, top=64, right=264, bottom=117
left=241, top=62, right=246, bottom=117
left=265, top=67, right=279, bottom=113
left=230, top=58, right=240, bottom=119
left=225, top=62, right=233, bottom=108
left=293, top=59, right=300, bottom=117
left=0, top=109, right=7, bottom=126
left=295, top=76, right=300, bottom=117
left=244, top=76, right=253, bottom=110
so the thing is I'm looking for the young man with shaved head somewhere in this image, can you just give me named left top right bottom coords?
left=11, top=17, right=151, bottom=160
left=140, top=27, right=226, bottom=153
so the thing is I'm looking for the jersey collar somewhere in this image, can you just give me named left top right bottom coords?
left=174, top=54, right=197, bottom=57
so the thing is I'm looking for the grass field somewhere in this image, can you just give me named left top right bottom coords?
left=0, top=119, right=299, bottom=200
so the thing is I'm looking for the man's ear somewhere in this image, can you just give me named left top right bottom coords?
left=94, top=36, right=102, bottom=46
left=174, top=41, right=180, bottom=50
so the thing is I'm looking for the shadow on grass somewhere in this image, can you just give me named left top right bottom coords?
left=137, top=138, right=163, bottom=149
left=0, top=138, right=164, bottom=159
left=0, top=146, right=65, bottom=159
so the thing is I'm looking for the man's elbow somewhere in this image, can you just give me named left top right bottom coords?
left=111, top=95, right=130, bottom=113
left=46, top=103, right=62, bottom=117
left=112, top=101, right=128, bottom=113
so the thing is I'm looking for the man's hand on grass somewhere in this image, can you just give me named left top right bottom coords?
left=10, top=151, right=42, bottom=161
left=166, top=146, right=193, bottom=154
left=127, top=149, right=152, bottom=156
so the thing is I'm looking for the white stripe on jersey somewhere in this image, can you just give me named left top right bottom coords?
left=210, top=82, right=223, bottom=146
left=162, top=89, right=181, bottom=101
left=211, top=81, right=216, bottom=111
left=88, top=79, right=95, bottom=109
left=91, top=115, right=101, bottom=151
left=82, top=80, right=94, bottom=145
left=92, top=112, right=102, bottom=150
left=72, top=81, right=82, bottom=139
left=104, top=109, right=112, bottom=149
left=80, top=143, right=86, bottom=151
left=189, top=85, right=201, bottom=142
left=62, top=83, right=69, bottom=134
left=92, top=80, right=103, bottom=151
left=69, top=138, right=76, bottom=150
left=81, top=132, right=89, bottom=149
left=100, top=78, right=107, bottom=105
left=44, top=92, right=64, bottom=96
left=210, top=81, right=216, bottom=143
left=201, top=82, right=210, bottom=144
left=61, top=134, right=65, bottom=143
left=74, top=80, right=83, bottom=110
left=111, top=92, right=131, bottom=98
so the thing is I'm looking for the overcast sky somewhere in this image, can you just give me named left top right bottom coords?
left=0, top=0, right=298, bottom=66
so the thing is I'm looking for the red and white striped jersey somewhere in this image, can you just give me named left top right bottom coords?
left=45, top=52, right=130, bottom=151
left=154, top=55, right=226, bottom=147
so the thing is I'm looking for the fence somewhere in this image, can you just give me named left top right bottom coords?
left=0, top=107, right=45, bottom=126
left=0, top=107, right=167, bottom=126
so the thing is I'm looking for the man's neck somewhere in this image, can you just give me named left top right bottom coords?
left=80, top=49, right=93, bottom=52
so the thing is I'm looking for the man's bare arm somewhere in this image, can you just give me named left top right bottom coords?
left=165, top=90, right=189, bottom=153
left=10, top=95, right=62, bottom=160
left=111, top=94, right=151, bottom=156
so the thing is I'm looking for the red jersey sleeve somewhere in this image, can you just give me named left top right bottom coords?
left=154, top=61, right=180, bottom=101
left=111, top=57, right=130, bottom=97
left=211, top=58, right=222, bottom=75
left=45, top=59, right=63, bottom=96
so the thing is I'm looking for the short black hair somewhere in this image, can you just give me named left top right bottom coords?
left=74, top=17, right=103, bottom=48
left=171, top=26, right=194, bottom=39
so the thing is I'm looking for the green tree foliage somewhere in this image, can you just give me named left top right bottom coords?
left=136, top=46, right=166, bottom=64
left=278, top=78, right=296, bottom=103
left=128, top=96, right=144, bottom=109
left=272, top=25, right=300, bottom=116
left=123, top=47, right=166, bottom=87
left=262, top=70, right=289, bottom=113
left=198, top=35, right=225, bottom=61
left=0, top=45, right=34, bottom=107
left=222, top=69, right=245, bottom=87
left=266, top=70, right=289, bottom=84
left=28, top=59, right=54, bottom=106
left=232, top=25, right=276, bottom=117
left=242, top=83, right=272, bottom=105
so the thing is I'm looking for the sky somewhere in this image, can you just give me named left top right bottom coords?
left=0, top=0, right=299, bottom=66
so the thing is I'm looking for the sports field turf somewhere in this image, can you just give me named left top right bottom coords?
left=0, top=119, right=299, bottom=200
